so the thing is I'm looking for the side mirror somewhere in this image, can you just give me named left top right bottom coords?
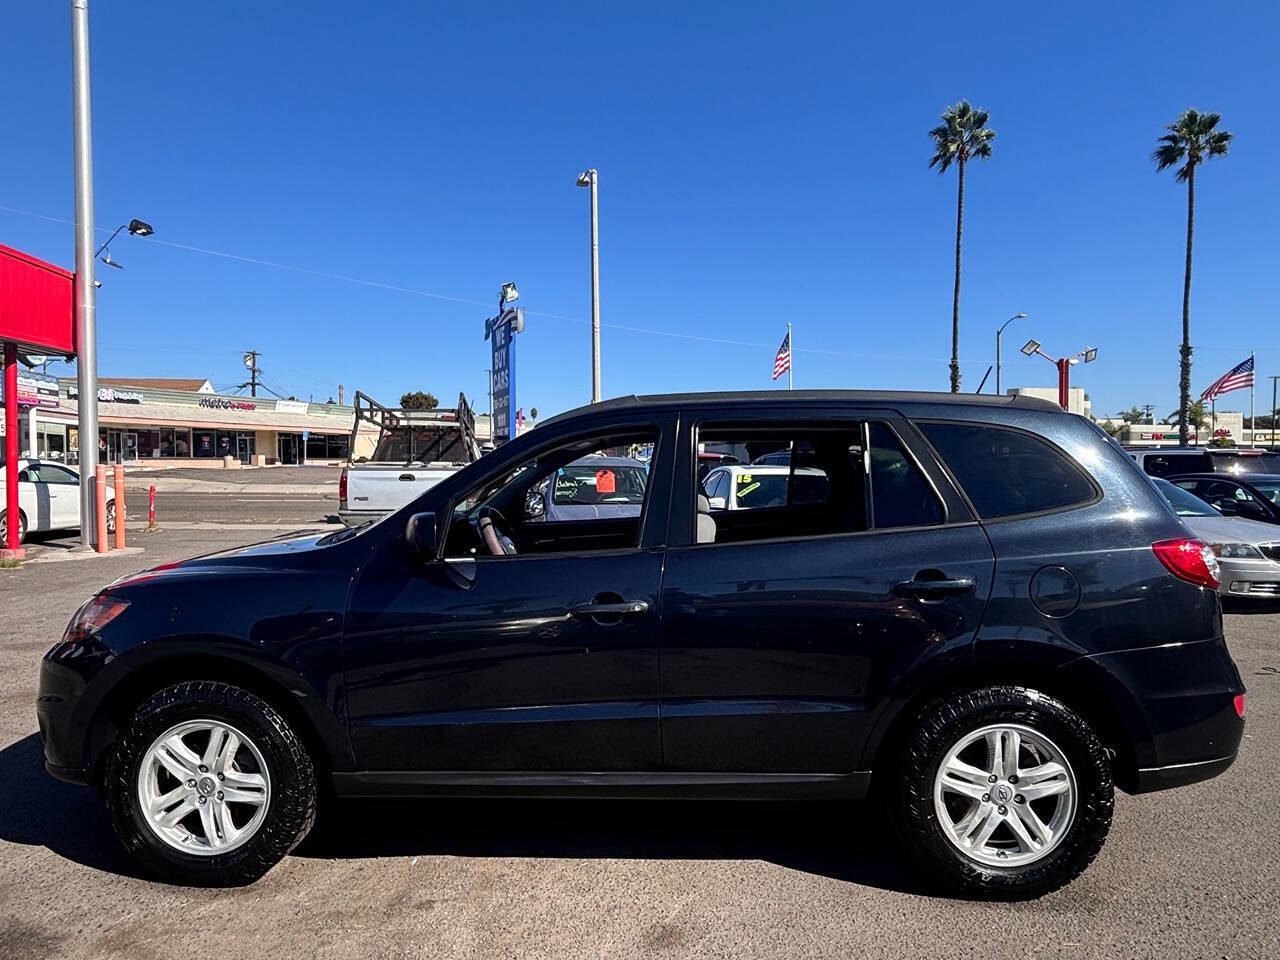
left=1216, top=500, right=1238, bottom=516
left=707, top=496, right=727, bottom=511
left=525, top=489, right=546, bottom=519
left=405, top=511, right=438, bottom=559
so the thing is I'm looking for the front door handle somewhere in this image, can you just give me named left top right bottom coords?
left=571, top=600, right=650, bottom=617
left=893, top=576, right=976, bottom=599
left=398, top=473, right=416, bottom=481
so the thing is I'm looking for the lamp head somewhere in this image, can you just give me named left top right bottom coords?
left=576, top=170, right=594, bottom=187
left=99, top=250, right=124, bottom=269
left=1083, top=347, right=1098, bottom=363
left=127, top=219, right=154, bottom=237
left=500, top=282, right=519, bottom=304
left=1020, top=339, right=1040, bottom=356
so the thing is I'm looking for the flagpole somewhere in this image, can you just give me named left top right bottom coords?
left=787, top=323, right=793, bottom=391
left=1250, top=351, right=1256, bottom=448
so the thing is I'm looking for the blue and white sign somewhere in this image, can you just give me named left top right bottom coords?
left=491, top=313, right=516, bottom=445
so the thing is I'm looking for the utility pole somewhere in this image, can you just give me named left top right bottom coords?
left=71, top=0, right=99, bottom=549
left=243, top=350, right=260, bottom=397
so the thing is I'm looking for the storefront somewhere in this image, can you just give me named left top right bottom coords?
left=32, top=378, right=377, bottom=465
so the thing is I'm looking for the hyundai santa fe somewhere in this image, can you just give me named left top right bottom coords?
left=37, top=390, right=1246, bottom=898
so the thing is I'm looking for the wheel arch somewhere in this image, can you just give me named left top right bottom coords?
left=861, top=647, right=1149, bottom=794
left=86, top=650, right=350, bottom=787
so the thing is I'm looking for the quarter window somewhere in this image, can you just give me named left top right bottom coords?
left=918, top=422, right=1096, bottom=519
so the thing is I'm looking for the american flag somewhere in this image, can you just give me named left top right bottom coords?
left=772, top=331, right=791, bottom=381
left=1200, top=356, right=1254, bottom=401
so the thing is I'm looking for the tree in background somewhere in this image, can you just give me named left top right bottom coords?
left=1120, top=405, right=1147, bottom=425
left=1153, top=109, right=1233, bottom=444
left=1165, top=399, right=1210, bottom=439
left=929, top=100, right=996, bottom=393
left=400, top=391, right=439, bottom=410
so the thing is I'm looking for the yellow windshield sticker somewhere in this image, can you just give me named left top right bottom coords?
left=738, top=481, right=761, bottom=498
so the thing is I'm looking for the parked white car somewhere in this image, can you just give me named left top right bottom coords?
left=700, top=464, right=829, bottom=510
left=0, top=460, right=116, bottom=544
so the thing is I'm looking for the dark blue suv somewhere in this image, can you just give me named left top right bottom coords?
left=38, top=391, right=1245, bottom=897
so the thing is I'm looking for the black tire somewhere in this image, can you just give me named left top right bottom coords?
left=0, top=509, right=26, bottom=545
left=106, top=501, right=116, bottom=535
left=104, top=681, right=317, bottom=886
left=896, top=685, right=1113, bottom=900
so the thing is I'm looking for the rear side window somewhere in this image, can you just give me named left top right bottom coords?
left=918, top=422, right=1096, bottom=519
left=1143, top=452, right=1211, bottom=477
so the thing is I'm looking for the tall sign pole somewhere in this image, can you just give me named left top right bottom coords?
left=71, top=0, right=100, bottom=548
left=486, top=284, right=523, bottom=446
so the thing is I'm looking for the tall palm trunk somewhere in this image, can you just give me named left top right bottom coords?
left=950, top=157, right=965, bottom=392
left=1179, top=165, right=1195, bottom=444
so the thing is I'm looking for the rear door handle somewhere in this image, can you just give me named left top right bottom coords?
left=893, top=576, right=976, bottom=598
left=398, top=473, right=416, bottom=481
left=570, top=600, right=650, bottom=617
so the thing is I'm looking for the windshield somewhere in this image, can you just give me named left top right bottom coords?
left=1153, top=478, right=1220, bottom=517
left=1249, top=479, right=1280, bottom=505
left=553, top=465, right=648, bottom=505
left=1214, top=453, right=1280, bottom=474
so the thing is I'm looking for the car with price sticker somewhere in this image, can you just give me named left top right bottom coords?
left=39, top=389, right=1245, bottom=898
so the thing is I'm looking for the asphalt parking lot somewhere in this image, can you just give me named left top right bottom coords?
left=1, top=523, right=1277, bottom=959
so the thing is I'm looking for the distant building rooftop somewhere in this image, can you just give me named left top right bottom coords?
left=59, top=376, right=215, bottom=394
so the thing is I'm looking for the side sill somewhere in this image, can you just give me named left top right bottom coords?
left=332, top=770, right=872, bottom=800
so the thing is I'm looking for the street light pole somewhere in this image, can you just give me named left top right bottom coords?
left=71, top=0, right=99, bottom=549
left=1270, top=375, right=1280, bottom=447
left=995, top=311, right=1027, bottom=397
left=577, top=169, right=601, bottom=403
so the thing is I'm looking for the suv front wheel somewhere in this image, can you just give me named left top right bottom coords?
left=897, top=686, right=1114, bottom=899
left=104, top=680, right=317, bottom=886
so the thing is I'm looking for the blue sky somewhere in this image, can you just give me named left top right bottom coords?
left=2, top=1, right=1277, bottom=420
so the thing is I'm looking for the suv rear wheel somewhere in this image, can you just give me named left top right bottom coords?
left=104, top=680, right=316, bottom=886
left=897, top=685, right=1113, bottom=899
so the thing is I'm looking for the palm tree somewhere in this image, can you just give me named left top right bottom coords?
left=1165, top=399, right=1210, bottom=442
left=929, top=101, right=995, bottom=392
left=1154, top=109, right=1233, bottom=444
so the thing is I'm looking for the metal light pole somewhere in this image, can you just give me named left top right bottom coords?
left=1270, top=375, right=1280, bottom=447
left=995, top=312, right=1027, bottom=397
left=71, top=0, right=99, bottom=548
left=577, top=169, right=601, bottom=402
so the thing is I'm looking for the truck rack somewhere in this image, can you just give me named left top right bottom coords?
left=349, top=391, right=480, bottom=465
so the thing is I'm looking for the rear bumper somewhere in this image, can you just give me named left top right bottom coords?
left=1063, top=636, right=1245, bottom=794
left=1134, top=754, right=1238, bottom=792
left=338, top=507, right=387, bottom=527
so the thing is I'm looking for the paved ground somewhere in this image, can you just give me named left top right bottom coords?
left=1, top=523, right=1277, bottom=959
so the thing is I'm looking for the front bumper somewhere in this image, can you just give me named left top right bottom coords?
left=37, top=634, right=123, bottom=787
left=1215, top=555, right=1280, bottom=599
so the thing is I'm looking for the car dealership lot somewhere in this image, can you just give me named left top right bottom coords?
left=1, top=527, right=1277, bottom=959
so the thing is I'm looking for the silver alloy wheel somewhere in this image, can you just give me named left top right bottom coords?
left=137, top=719, right=271, bottom=856
left=933, top=722, right=1077, bottom=869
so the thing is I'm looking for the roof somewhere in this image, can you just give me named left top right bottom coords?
left=100, top=377, right=213, bottom=392
left=544, top=389, right=1061, bottom=425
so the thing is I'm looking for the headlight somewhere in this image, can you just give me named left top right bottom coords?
left=62, top=595, right=130, bottom=643
left=1209, top=542, right=1263, bottom=559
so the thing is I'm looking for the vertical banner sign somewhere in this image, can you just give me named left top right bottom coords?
left=491, top=318, right=513, bottom=445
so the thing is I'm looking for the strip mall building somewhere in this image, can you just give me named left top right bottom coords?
left=9, top=376, right=378, bottom=466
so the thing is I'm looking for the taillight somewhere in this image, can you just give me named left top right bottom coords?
left=339, top=468, right=348, bottom=503
left=1152, top=538, right=1220, bottom=589
left=1234, top=694, right=1246, bottom=718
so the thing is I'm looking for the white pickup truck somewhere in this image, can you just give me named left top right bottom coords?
left=339, top=392, right=482, bottom=525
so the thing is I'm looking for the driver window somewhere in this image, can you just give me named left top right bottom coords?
left=444, top=431, right=658, bottom=559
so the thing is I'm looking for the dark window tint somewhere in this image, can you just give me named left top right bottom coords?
left=919, top=422, right=1096, bottom=519
left=869, top=423, right=943, bottom=528
left=1143, top=452, right=1211, bottom=477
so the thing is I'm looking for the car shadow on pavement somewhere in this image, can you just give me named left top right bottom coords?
left=0, top=734, right=145, bottom=879
left=296, top=795, right=953, bottom=898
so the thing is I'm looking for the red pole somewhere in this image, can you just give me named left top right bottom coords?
left=1057, top=357, right=1071, bottom=411
left=113, top=463, right=125, bottom=549
left=148, top=484, right=156, bottom=530
left=94, top=463, right=108, bottom=553
left=2, top=342, right=23, bottom=560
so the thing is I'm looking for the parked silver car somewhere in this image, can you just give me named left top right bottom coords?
left=524, top=454, right=648, bottom=521
left=1153, top=477, right=1280, bottom=599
